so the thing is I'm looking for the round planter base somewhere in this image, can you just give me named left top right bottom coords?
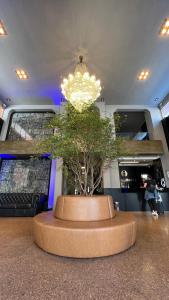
left=33, top=210, right=136, bottom=258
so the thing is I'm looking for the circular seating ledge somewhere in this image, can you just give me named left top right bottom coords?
left=33, top=211, right=136, bottom=258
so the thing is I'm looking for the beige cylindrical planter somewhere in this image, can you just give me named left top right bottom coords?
left=54, top=195, right=116, bottom=221
left=34, top=195, right=137, bottom=258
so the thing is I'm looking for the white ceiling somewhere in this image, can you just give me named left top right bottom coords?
left=1, top=0, right=169, bottom=106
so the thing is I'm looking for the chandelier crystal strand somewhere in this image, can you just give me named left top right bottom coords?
left=61, top=56, right=102, bottom=112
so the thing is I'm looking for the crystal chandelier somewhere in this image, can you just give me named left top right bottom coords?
left=61, top=56, right=101, bottom=112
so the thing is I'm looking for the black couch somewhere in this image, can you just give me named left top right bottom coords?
left=0, top=193, right=48, bottom=217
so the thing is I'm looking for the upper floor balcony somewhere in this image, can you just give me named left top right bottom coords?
left=0, top=139, right=164, bottom=156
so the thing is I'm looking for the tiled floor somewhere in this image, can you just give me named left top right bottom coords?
left=0, top=213, right=169, bottom=300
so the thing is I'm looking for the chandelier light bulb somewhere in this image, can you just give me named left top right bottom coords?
left=61, top=56, right=102, bottom=112
left=68, top=74, right=74, bottom=80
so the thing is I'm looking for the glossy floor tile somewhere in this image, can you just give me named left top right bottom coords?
left=0, top=213, right=169, bottom=300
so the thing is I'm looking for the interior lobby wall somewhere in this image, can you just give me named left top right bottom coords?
left=1, top=103, right=168, bottom=210
left=0, top=105, right=62, bottom=209
left=101, top=104, right=169, bottom=211
left=145, top=108, right=169, bottom=187
left=0, top=158, right=51, bottom=194
left=6, top=111, right=55, bottom=141
left=0, top=105, right=60, bottom=141
left=102, top=104, right=169, bottom=188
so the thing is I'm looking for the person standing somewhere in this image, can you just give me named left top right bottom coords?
left=144, top=180, right=159, bottom=216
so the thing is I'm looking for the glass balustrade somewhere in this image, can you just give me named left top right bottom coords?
left=116, top=131, right=149, bottom=140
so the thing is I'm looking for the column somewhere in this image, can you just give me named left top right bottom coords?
left=103, top=160, right=120, bottom=188
left=145, top=108, right=169, bottom=187
left=53, top=158, right=63, bottom=209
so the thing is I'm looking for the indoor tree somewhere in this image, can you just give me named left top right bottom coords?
left=40, top=103, right=125, bottom=196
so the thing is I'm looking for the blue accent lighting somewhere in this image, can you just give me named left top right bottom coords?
left=41, top=153, right=51, bottom=159
left=38, top=86, right=62, bottom=106
left=48, top=160, right=57, bottom=209
left=0, top=154, right=16, bottom=159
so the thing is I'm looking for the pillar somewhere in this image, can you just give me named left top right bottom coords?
left=103, top=160, right=120, bottom=188
left=145, top=108, right=169, bottom=187
left=53, top=158, right=63, bottom=209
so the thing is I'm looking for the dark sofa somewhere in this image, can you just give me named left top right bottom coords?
left=0, top=193, right=48, bottom=217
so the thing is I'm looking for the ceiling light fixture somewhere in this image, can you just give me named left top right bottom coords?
left=138, top=70, right=150, bottom=81
left=160, top=18, right=169, bottom=36
left=118, top=156, right=160, bottom=161
left=119, top=161, right=140, bottom=164
left=15, top=69, right=29, bottom=80
left=61, top=56, right=101, bottom=112
left=0, top=20, right=7, bottom=36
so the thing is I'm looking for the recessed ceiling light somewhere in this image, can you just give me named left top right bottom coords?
left=160, top=18, right=169, bottom=36
left=15, top=69, right=29, bottom=80
left=119, top=161, right=139, bottom=164
left=0, top=20, right=7, bottom=36
left=138, top=70, right=150, bottom=81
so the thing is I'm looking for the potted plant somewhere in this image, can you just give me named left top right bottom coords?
left=40, top=103, right=124, bottom=197
left=34, top=103, right=137, bottom=258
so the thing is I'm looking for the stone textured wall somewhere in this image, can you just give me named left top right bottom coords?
left=0, top=159, right=51, bottom=194
left=7, top=111, right=55, bottom=141
left=1, top=111, right=54, bottom=195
